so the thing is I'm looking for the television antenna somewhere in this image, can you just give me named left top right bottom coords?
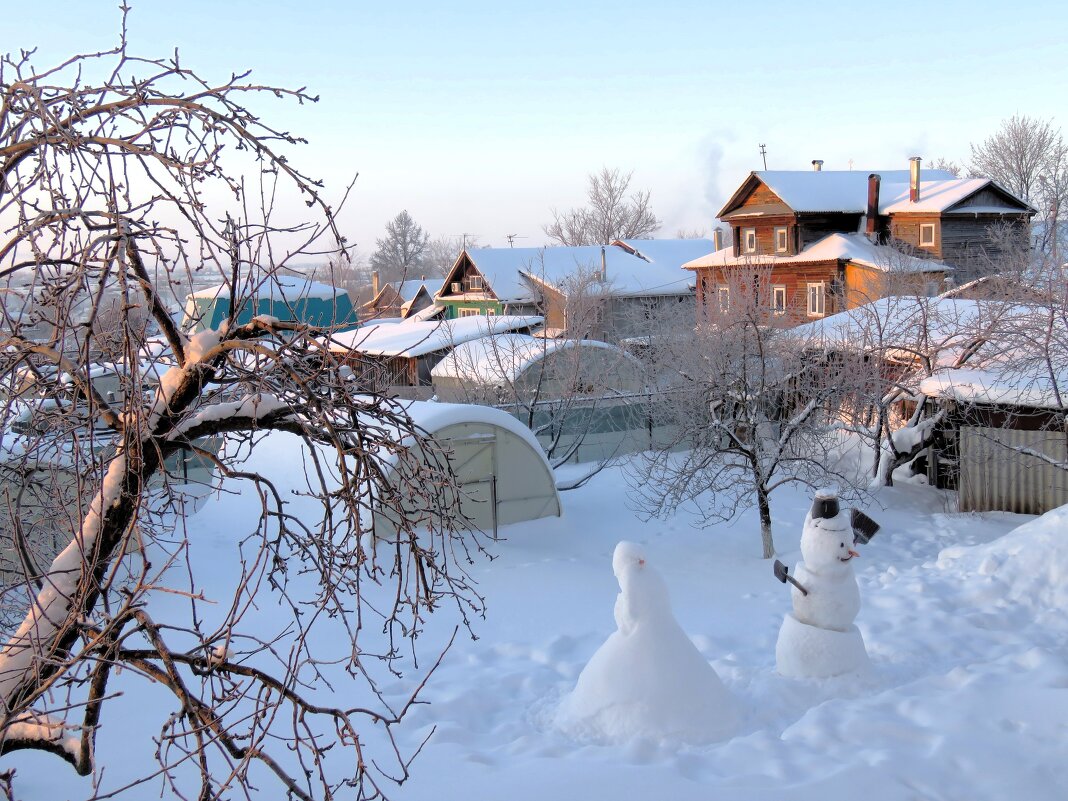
left=759, top=143, right=768, bottom=170
left=505, top=233, right=527, bottom=248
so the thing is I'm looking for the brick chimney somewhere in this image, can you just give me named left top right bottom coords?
left=713, top=227, right=723, bottom=251
left=866, top=173, right=881, bottom=238
left=812, top=159, right=824, bottom=172
left=909, top=156, right=922, bottom=203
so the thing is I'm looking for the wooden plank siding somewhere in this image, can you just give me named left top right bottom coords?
left=695, top=261, right=845, bottom=321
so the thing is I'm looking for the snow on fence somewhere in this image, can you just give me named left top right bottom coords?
left=958, top=426, right=1068, bottom=515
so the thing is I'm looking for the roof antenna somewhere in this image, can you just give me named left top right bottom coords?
left=505, top=233, right=526, bottom=248
left=759, top=143, right=768, bottom=170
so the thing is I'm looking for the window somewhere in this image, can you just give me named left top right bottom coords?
left=468, top=274, right=484, bottom=291
left=775, top=227, right=789, bottom=253
left=807, top=282, right=825, bottom=317
left=743, top=228, right=757, bottom=254
left=484, top=308, right=496, bottom=316
left=717, top=285, right=730, bottom=312
left=450, top=282, right=462, bottom=294
left=772, top=285, right=787, bottom=314
left=919, top=223, right=936, bottom=247
left=458, top=307, right=480, bottom=317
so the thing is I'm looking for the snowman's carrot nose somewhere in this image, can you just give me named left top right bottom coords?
left=848, top=548, right=860, bottom=558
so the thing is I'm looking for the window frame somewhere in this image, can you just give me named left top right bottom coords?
left=742, top=228, right=757, bottom=254
left=806, top=282, right=825, bottom=317
left=774, top=227, right=789, bottom=254
left=717, top=285, right=730, bottom=312
left=458, top=307, right=481, bottom=318
left=919, top=223, right=936, bottom=247
left=772, top=285, right=787, bottom=315
left=468, top=274, right=484, bottom=291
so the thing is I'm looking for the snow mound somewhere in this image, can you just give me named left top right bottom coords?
left=555, top=542, right=741, bottom=745
left=936, top=504, right=1068, bottom=612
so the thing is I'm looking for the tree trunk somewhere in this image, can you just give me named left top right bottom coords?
left=757, top=485, right=775, bottom=559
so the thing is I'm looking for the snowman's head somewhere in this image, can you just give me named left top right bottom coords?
left=612, top=541, right=647, bottom=580
left=800, top=490, right=860, bottom=571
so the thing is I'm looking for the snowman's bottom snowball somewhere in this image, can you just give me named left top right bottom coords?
left=775, top=613, right=870, bottom=678
left=556, top=623, right=742, bottom=745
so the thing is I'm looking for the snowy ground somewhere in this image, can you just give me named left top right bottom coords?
left=11, top=437, right=1068, bottom=800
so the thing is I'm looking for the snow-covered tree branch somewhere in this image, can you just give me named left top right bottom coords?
left=0, top=15, right=484, bottom=799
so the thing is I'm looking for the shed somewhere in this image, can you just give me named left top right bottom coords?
left=920, top=368, right=1068, bottom=515
left=184, top=276, right=359, bottom=333
left=372, top=401, right=562, bottom=536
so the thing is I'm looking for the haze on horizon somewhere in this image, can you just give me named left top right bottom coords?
left=9, top=0, right=1068, bottom=257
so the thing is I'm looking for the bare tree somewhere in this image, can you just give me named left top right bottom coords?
left=424, top=234, right=474, bottom=277
left=369, top=210, right=430, bottom=284
left=0, top=18, right=483, bottom=800
left=628, top=268, right=857, bottom=558
left=969, top=114, right=1068, bottom=258
left=544, top=168, right=661, bottom=246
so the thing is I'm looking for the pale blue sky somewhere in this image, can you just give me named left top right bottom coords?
left=10, top=1, right=1068, bottom=255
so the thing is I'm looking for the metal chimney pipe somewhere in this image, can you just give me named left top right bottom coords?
left=910, top=157, right=922, bottom=203
left=713, top=227, right=723, bottom=251
left=866, top=174, right=881, bottom=237
left=812, top=160, right=824, bottom=172
left=372, top=270, right=380, bottom=297
left=600, top=245, right=607, bottom=282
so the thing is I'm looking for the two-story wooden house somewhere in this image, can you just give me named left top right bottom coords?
left=686, top=159, right=1035, bottom=322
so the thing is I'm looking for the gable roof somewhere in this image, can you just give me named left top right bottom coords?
left=718, top=169, right=1033, bottom=219
left=451, top=242, right=700, bottom=302
left=683, top=232, right=948, bottom=274
left=326, top=314, right=543, bottom=358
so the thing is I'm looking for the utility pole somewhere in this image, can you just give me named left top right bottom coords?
left=759, top=143, right=768, bottom=170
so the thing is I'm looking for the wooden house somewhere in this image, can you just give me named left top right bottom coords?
left=437, top=239, right=711, bottom=341
left=686, top=160, right=1035, bottom=323
left=360, top=276, right=445, bottom=322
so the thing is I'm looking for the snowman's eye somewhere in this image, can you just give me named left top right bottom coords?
left=840, top=543, right=845, bottom=547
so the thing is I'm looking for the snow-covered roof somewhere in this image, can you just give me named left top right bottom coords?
left=790, top=296, right=992, bottom=354
left=395, top=279, right=445, bottom=302
left=721, top=170, right=1032, bottom=217
left=879, top=179, right=1022, bottom=214
left=615, top=239, right=715, bottom=267
left=458, top=249, right=542, bottom=303
left=462, top=243, right=697, bottom=301
left=683, top=233, right=948, bottom=274
left=189, top=275, right=345, bottom=300
left=920, top=367, right=1068, bottom=410
left=732, top=170, right=953, bottom=215
left=326, top=315, right=543, bottom=358
left=431, top=334, right=627, bottom=383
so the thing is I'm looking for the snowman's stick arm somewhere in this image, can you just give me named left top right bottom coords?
left=773, top=560, right=809, bottom=596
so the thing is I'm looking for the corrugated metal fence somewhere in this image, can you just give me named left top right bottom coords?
left=959, top=426, right=1068, bottom=514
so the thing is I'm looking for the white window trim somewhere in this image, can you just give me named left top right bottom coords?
left=775, top=227, right=789, bottom=253
left=919, top=223, right=936, bottom=247
left=772, top=285, right=787, bottom=314
left=458, top=307, right=480, bottom=317
left=717, top=285, right=730, bottom=312
left=468, top=274, right=484, bottom=291
left=807, top=282, right=825, bottom=317
left=743, top=228, right=757, bottom=254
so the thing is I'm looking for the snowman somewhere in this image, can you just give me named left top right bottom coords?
left=556, top=541, right=741, bottom=744
left=773, top=489, right=878, bottom=678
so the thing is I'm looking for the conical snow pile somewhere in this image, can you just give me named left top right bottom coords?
left=775, top=490, right=870, bottom=678
left=556, top=541, right=742, bottom=744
